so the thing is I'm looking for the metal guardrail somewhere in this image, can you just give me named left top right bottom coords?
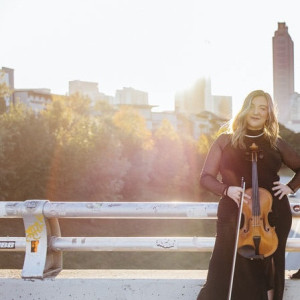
left=0, top=200, right=300, bottom=279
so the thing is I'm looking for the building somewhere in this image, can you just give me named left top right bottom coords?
left=115, top=87, right=148, bottom=106
left=151, top=111, right=178, bottom=132
left=69, top=80, right=99, bottom=102
left=289, top=93, right=300, bottom=132
left=0, top=67, right=14, bottom=106
left=1, top=67, right=223, bottom=137
left=1, top=68, right=53, bottom=113
left=174, top=77, right=232, bottom=120
left=14, top=89, right=52, bottom=112
left=273, top=22, right=300, bottom=132
left=69, top=80, right=114, bottom=106
left=175, top=78, right=210, bottom=115
left=273, top=22, right=295, bottom=124
left=1, top=67, right=53, bottom=112
left=291, top=93, right=300, bottom=120
left=212, top=95, right=232, bottom=120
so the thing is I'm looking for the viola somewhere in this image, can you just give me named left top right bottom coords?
left=237, top=143, right=278, bottom=259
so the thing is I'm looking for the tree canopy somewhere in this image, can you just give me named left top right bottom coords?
left=1, top=92, right=299, bottom=203
left=0, top=96, right=207, bottom=202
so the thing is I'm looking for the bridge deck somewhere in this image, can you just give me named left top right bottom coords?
left=0, top=269, right=299, bottom=300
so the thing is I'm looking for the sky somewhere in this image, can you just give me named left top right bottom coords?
left=1, top=0, right=300, bottom=114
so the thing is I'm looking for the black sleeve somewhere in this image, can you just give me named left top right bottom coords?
left=277, top=137, right=300, bottom=192
left=200, top=134, right=230, bottom=196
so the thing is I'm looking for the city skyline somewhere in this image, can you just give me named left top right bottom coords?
left=1, top=0, right=300, bottom=114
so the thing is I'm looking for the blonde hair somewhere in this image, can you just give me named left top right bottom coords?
left=225, top=90, right=279, bottom=149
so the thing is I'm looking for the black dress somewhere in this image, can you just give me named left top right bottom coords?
left=197, top=130, right=300, bottom=300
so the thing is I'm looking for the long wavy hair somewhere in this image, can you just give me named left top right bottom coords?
left=225, top=90, right=279, bottom=149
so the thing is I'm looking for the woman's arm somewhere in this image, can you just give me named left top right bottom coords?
left=200, top=134, right=251, bottom=206
left=276, top=138, right=300, bottom=193
left=200, top=134, right=229, bottom=196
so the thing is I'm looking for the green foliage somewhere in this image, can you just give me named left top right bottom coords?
left=151, top=119, right=189, bottom=196
left=0, top=99, right=210, bottom=202
left=0, top=98, right=6, bottom=114
left=42, top=93, right=130, bottom=201
left=0, top=71, right=11, bottom=114
left=113, top=106, right=153, bottom=150
left=0, top=71, right=11, bottom=99
left=0, top=104, right=52, bottom=201
left=180, top=134, right=205, bottom=199
left=112, top=107, right=154, bottom=199
left=197, top=134, right=211, bottom=154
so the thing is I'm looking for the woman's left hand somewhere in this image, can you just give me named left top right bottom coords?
left=272, top=181, right=293, bottom=200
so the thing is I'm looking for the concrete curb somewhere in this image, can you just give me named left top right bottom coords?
left=0, top=270, right=299, bottom=300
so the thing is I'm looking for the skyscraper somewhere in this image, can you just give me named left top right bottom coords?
left=272, top=22, right=294, bottom=123
left=174, top=77, right=232, bottom=120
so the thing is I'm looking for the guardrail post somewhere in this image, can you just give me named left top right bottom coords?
left=22, top=200, right=62, bottom=279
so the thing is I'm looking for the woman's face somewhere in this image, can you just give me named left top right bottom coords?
left=246, top=96, right=268, bottom=130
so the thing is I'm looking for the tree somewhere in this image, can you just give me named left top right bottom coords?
left=0, top=71, right=11, bottom=98
left=43, top=93, right=129, bottom=201
left=0, top=71, right=11, bottom=114
left=80, top=118, right=130, bottom=201
left=112, top=107, right=154, bottom=199
left=0, top=104, right=53, bottom=201
left=151, top=119, right=189, bottom=196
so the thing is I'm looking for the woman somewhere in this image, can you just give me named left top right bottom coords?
left=197, top=90, right=300, bottom=300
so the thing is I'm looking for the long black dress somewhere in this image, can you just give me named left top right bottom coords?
left=197, top=130, right=300, bottom=300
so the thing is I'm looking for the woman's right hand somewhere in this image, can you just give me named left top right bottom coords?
left=227, top=186, right=250, bottom=207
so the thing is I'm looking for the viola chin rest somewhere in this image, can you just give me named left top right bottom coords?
left=238, top=245, right=264, bottom=260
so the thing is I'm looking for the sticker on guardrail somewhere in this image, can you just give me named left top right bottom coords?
left=5, top=202, right=20, bottom=216
left=25, top=215, right=44, bottom=242
left=31, top=240, right=39, bottom=252
left=47, top=203, right=67, bottom=216
left=0, top=241, right=15, bottom=249
left=25, top=201, right=38, bottom=209
left=292, top=204, right=300, bottom=213
left=155, top=239, right=177, bottom=249
left=86, top=203, right=103, bottom=212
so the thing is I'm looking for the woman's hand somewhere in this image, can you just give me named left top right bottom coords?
left=272, top=181, right=293, bottom=200
left=227, top=186, right=250, bottom=207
